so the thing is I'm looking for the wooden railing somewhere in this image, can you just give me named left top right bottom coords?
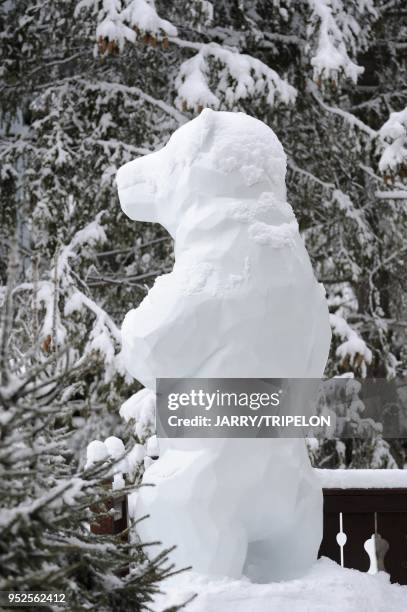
left=89, top=477, right=407, bottom=585
left=319, top=488, right=407, bottom=585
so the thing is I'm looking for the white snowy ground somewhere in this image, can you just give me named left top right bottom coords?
left=153, top=557, right=407, bottom=612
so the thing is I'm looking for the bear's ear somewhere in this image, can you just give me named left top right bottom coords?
left=199, top=107, right=215, bottom=121
left=197, top=107, right=217, bottom=153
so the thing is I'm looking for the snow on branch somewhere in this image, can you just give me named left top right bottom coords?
left=307, top=0, right=377, bottom=90
left=75, top=0, right=177, bottom=55
left=330, top=312, right=372, bottom=376
left=53, top=215, right=124, bottom=378
left=0, top=479, right=84, bottom=531
left=378, top=107, right=407, bottom=184
left=122, top=0, right=177, bottom=38
left=175, top=42, right=296, bottom=113
left=65, top=290, right=122, bottom=380
left=331, top=189, right=372, bottom=244
left=311, top=85, right=377, bottom=138
left=55, top=214, right=107, bottom=287
left=12, top=214, right=123, bottom=378
left=120, top=387, right=155, bottom=440
left=14, top=279, right=68, bottom=349
left=80, top=80, right=185, bottom=124
left=375, top=190, right=407, bottom=200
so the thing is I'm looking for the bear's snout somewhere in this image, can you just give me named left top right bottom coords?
left=117, top=153, right=160, bottom=224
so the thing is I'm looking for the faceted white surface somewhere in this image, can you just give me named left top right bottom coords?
left=117, top=109, right=331, bottom=582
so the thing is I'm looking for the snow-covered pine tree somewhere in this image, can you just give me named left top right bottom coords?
left=0, top=246, right=186, bottom=610
left=1, top=1, right=406, bottom=466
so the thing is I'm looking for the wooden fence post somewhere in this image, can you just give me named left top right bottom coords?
left=90, top=476, right=129, bottom=540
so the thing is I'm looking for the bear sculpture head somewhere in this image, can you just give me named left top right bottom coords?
left=116, top=109, right=288, bottom=237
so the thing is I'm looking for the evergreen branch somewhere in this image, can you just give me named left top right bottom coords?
left=310, top=83, right=378, bottom=138
left=79, top=80, right=186, bottom=124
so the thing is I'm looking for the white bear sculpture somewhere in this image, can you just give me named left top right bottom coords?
left=116, top=109, right=331, bottom=582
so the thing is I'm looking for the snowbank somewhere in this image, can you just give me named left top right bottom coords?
left=316, top=468, right=407, bottom=489
left=153, top=557, right=407, bottom=612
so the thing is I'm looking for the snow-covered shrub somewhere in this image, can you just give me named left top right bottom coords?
left=0, top=258, right=183, bottom=610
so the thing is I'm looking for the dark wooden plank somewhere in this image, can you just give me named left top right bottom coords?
left=324, top=489, right=407, bottom=496
left=323, top=489, right=407, bottom=513
left=341, top=512, right=374, bottom=573
left=376, top=512, right=407, bottom=585
left=318, top=511, right=341, bottom=564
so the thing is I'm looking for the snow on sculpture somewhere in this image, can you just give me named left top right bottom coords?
left=116, top=109, right=331, bottom=582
